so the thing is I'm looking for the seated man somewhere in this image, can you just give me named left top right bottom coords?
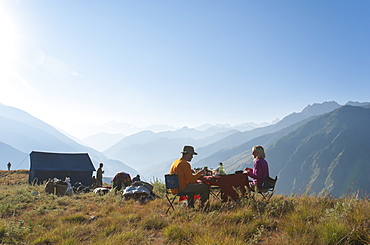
left=169, top=145, right=210, bottom=208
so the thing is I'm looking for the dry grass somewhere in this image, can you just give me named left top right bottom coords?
left=0, top=170, right=369, bottom=244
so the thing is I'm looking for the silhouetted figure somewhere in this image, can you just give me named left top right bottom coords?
left=7, top=162, right=11, bottom=171
left=96, top=163, right=104, bottom=187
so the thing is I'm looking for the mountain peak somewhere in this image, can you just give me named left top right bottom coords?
left=301, top=101, right=341, bottom=115
left=345, top=101, right=370, bottom=107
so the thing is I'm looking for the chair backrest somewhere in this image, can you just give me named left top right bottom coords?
left=262, top=176, right=278, bottom=190
left=164, top=174, right=180, bottom=190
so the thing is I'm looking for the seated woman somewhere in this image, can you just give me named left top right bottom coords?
left=245, top=145, right=270, bottom=191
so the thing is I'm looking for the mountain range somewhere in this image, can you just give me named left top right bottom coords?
left=196, top=103, right=370, bottom=197
left=268, top=105, right=370, bottom=197
left=1, top=101, right=369, bottom=197
left=103, top=101, right=343, bottom=179
left=0, top=104, right=137, bottom=176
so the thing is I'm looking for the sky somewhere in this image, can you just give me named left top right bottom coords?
left=1, top=0, right=369, bottom=139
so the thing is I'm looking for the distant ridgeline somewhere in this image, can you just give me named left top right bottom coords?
left=193, top=104, right=370, bottom=198
left=1, top=102, right=370, bottom=198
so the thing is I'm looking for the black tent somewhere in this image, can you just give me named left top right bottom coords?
left=29, top=151, right=96, bottom=186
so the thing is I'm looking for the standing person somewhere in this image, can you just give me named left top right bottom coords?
left=169, top=145, right=210, bottom=209
left=7, top=162, right=11, bottom=171
left=96, top=163, right=104, bottom=187
left=245, top=145, right=270, bottom=191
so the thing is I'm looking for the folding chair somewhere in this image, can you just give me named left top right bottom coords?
left=164, top=174, right=194, bottom=214
left=210, top=185, right=221, bottom=200
left=250, top=176, right=278, bottom=202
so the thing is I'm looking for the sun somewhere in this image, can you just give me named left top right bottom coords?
left=0, top=2, right=22, bottom=106
left=0, top=3, right=20, bottom=80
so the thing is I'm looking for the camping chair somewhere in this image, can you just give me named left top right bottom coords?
left=210, top=185, right=221, bottom=201
left=250, top=176, right=278, bottom=202
left=164, top=174, right=194, bottom=214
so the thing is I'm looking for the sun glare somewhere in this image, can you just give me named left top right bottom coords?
left=0, top=4, right=20, bottom=77
left=0, top=3, right=22, bottom=107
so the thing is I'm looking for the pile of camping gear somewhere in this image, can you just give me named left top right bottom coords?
left=112, top=172, right=158, bottom=204
left=44, top=177, right=72, bottom=196
left=43, top=171, right=158, bottom=204
left=122, top=180, right=158, bottom=204
left=44, top=177, right=92, bottom=196
left=72, top=182, right=91, bottom=193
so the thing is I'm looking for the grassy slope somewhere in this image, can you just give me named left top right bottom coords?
left=0, top=171, right=369, bottom=244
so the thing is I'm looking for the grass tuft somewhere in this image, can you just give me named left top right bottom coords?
left=62, top=214, right=88, bottom=223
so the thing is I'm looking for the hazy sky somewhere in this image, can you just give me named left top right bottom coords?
left=1, top=1, right=369, bottom=138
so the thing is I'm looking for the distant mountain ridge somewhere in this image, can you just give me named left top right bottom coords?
left=0, top=104, right=137, bottom=177
left=192, top=101, right=342, bottom=165
left=102, top=126, right=241, bottom=157
left=103, top=128, right=239, bottom=171
left=267, top=105, right=370, bottom=197
left=82, top=132, right=125, bottom=152
left=137, top=103, right=370, bottom=197
left=136, top=101, right=347, bottom=180
left=197, top=104, right=370, bottom=197
left=2, top=101, right=370, bottom=198
left=80, top=121, right=273, bottom=152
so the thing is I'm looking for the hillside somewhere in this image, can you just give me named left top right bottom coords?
left=0, top=171, right=368, bottom=244
left=267, top=105, right=370, bottom=197
left=0, top=142, right=28, bottom=170
left=192, top=101, right=341, bottom=163
left=0, top=170, right=29, bottom=185
left=194, top=116, right=317, bottom=170
left=197, top=105, right=370, bottom=198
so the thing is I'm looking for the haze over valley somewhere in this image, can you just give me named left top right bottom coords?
left=1, top=101, right=370, bottom=197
